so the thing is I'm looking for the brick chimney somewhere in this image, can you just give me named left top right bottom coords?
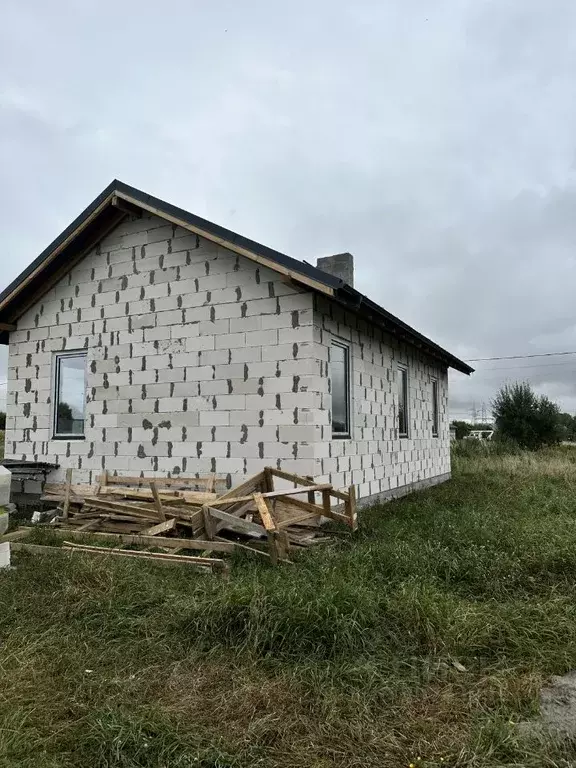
left=316, top=252, right=354, bottom=287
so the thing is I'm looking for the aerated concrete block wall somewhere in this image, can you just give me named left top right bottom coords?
left=4, top=213, right=320, bottom=488
left=312, top=295, right=451, bottom=503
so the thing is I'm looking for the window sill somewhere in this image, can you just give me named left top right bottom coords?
left=52, top=436, right=86, bottom=441
left=332, top=433, right=351, bottom=440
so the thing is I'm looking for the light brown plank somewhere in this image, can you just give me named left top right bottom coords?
left=253, top=492, right=277, bottom=532
left=62, top=540, right=227, bottom=569
left=149, top=481, right=166, bottom=522
left=142, top=518, right=176, bottom=536
left=48, top=529, right=235, bottom=552
left=210, top=484, right=332, bottom=507
left=205, top=507, right=266, bottom=537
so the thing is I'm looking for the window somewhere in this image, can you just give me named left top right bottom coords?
left=331, top=341, right=350, bottom=437
left=398, top=365, right=409, bottom=438
left=432, top=379, right=439, bottom=437
left=53, top=352, right=87, bottom=438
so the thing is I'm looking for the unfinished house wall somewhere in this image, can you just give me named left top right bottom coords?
left=313, top=296, right=450, bottom=504
left=4, top=212, right=319, bottom=490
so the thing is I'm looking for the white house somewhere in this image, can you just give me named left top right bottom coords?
left=0, top=181, right=473, bottom=506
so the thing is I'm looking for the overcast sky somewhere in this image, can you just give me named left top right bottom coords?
left=2, top=0, right=576, bottom=419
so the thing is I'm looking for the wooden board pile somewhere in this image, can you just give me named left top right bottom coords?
left=29, top=467, right=357, bottom=570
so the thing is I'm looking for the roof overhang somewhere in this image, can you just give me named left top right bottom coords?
left=0, top=180, right=473, bottom=375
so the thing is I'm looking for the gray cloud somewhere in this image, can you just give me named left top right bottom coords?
left=2, top=0, right=576, bottom=418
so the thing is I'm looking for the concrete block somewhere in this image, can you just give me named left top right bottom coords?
left=0, top=466, right=11, bottom=507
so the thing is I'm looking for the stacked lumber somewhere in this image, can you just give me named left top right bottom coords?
left=30, top=466, right=357, bottom=568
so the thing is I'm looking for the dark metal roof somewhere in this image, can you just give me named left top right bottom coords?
left=0, top=180, right=473, bottom=374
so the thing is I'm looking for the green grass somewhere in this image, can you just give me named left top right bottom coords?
left=4, top=448, right=576, bottom=766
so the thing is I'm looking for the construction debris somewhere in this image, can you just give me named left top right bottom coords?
left=3, top=467, right=357, bottom=570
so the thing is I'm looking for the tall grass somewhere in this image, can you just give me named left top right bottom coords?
left=4, top=447, right=576, bottom=766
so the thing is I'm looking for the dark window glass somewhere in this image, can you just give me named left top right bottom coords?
left=398, top=366, right=408, bottom=437
left=54, top=353, right=86, bottom=437
left=432, top=379, right=439, bottom=437
left=331, top=342, right=350, bottom=436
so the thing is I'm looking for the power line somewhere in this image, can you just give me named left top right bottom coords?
left=466, top=351, right=576, bottom=362
left=469, top=361, right=576, bottom=372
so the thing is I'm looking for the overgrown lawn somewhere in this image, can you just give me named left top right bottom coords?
left=3, top=448, right=576, bottom=766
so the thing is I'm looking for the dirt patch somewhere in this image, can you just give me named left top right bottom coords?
left=519, top=670, right=576, bottom=739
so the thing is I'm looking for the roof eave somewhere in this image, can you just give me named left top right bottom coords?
left=334, top=285, right=474, bottom=375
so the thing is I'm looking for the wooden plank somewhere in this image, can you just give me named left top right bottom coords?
left=267, top=466, right=317, bottom=487
left=62, top=468, right=73, bottom=522
left=213, top=500, right=255, bottom=535
left=104, top=474, right=227, bottom=488
left=0, top=322, right=16, bottom=332
left=102, top=487, right=216, bottom=505
left=77, top=519, right=102, bottom=532
left=142, top=518, right=176, bottom=536
left=213, top=472, right=265, bottom=504
left=81, top=498, right=163, bottom=518
left=201, top=506, right=216, bottom=541
left=0, top=528, right=32, bottom=543
left=306, top=475, right=316, bottom=504
left=276, top=511, right=321, bottom=529
left=329, top=488, right=351, bottom=502
left=214, top=536, right=292, bottom=565
left=11, top=542, right=69, bottom=556
left=278, top=495, right=354, bottom=527
left=49, top=529, right=235, bottom=552
left=267, top=531, right=279, bottom=566
left=263, top=466, right=274, bottom=493
left=273, top=499, right=320, bottom=527
left=111, top=194, right=142, bottom=217
left=205, top=507, right=266, bottom=537
left=210, top=484, right=332, bottom=507
left=253, top=492, right=277, bottom=532
left=115, top=191, right=336, bottom=298
left=62, top=541, right=227, bottom=570
left=149, top=481, right=167, bottom=522
left=322, top=488, right=332, bottom=517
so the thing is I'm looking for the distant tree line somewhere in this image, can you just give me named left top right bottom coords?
left=453, top=382, right=576, bottom=451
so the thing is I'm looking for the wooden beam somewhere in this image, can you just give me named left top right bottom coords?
left=209, top=484, right=332, bottom=507
left=149, top=481, right=167, bottom=522
left=253, top=493, right=277, bottom=532
left=42, top=528, right=235, bottom=552
left=142, top=518, right=176, bottom=536
left=0, top=322, right=16, bottom=332
left=276, top=495, right=354, bottom=528
left=62, top=540, right=228, bottom=570
left=0, top=528, right=32, bottom=543
left=204, top=506, right=266, bottom=537
left=111, top=195, right=142, bottom=218
left=115, top=192, right=336, bottom=297
left=104, top=474, right=227, bottom=487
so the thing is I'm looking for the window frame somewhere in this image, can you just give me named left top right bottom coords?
left=330, top=339, right=351, bottom=439
left=52, top=351, right=87, bottom=440
left=397, top=364, right=409, bottom=438
left=431, top=378, right=439, bottom=438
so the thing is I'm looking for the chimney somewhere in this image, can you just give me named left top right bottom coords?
left=316, top=252, right=354, bottom=287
